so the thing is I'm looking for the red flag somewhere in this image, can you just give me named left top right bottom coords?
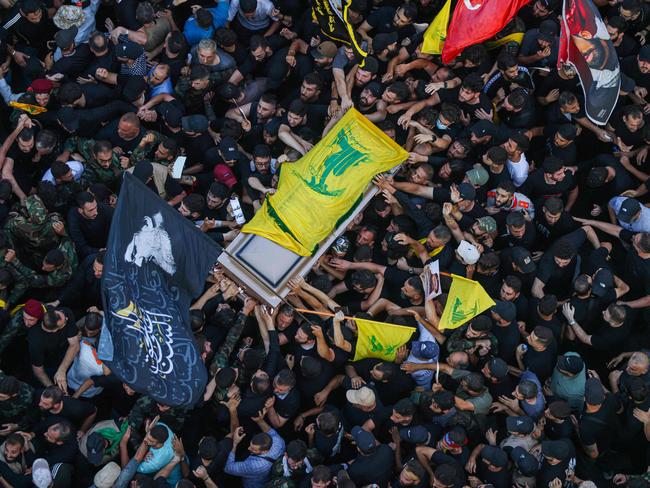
left=441, top=0, right=531, bottom=64
left=558, top=0, right=620, bottom=125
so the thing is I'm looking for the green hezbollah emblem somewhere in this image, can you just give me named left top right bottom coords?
left=296, top=128, right=369, bottom=196
left=369, top=335, right=397, bottom=357
left=450, top=297, right=478, bottom=325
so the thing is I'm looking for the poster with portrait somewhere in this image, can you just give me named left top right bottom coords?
left=422, top=260, right=442, bottom=301
left=558, top=0, right=620, bottom=125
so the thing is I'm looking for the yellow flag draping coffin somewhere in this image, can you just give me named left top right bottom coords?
left=422, top=0, right=452, bottom=54
left=242, top=109, right=408, bottom=256
left=439, top=274, right=495, bottom=330
left=353, top=318, right=415, bottom=362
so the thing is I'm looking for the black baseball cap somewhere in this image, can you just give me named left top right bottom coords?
left=55, top=26, right=78, bottom=50
left=592, top=268, right=613, bottom=297
left=481, top=446, right=508, bottom=468
left=373, top=32, right=398, bottom=53
left=506, top=415, right=534, bottom=435
left=160, top=102, right=183, bottom=128
left=57, top=107, right=79, bottom=133
left=115, top=41, right=144, bottom=60
left=86, top=432, right=106, bottom=465
left=492, top=300, right=516, bottom=323
left=486, top=357, right=508, bottom=380
left=511, top=247, right=536, bottom=273
left=182, top=114, right=209, bottom=133
left=618, top=197, right=641, bottom=223
left=541, top=440, right=570, bottom=460
left=351, top=426, right=376, bottom=453
left=511, top=446, right=539, bottom=476
left=585, top=377, right=605, bottom=405
left=556, top=354, right=584, bottom=375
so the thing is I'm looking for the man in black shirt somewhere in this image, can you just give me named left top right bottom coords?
left=346, top=426, right=394, bottom=488
left=28, top=306, right=79, bottom=389
left=66, top=192, right=113, bottom=259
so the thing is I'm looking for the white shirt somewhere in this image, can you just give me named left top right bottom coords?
left=42, top=161, right=84, bottom=184
left=67, top=338, right=104, bottom=397
left=227, top=0, right=277, bottom=30
left=507, top=153, right=529, bottom=187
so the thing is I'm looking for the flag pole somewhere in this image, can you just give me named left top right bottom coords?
left=294, top=308, right=357, bottom=321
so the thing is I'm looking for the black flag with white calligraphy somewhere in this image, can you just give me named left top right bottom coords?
left=99, top=173, right=221, bottom=407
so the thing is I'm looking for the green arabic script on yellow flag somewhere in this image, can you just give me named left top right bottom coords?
left=353, top=318, right=415, bottom=362
left=242, top=109, right=408, bottom=256
left=438, top=274, right=496, bottom=330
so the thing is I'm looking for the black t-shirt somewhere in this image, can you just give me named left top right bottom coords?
left=91, top=374, right=138, bottom=417
left=37, top=393, right=96, bottom=429
left=438, top=88, right=493, bottom=121
left=578, top=394, right=620, bottom=452
left=544, top=418, right=573, bottom=440
left=28, top=318, right=78, bottom=369
left=477, top=462, right=511, bottom=488
left=7, top=144, right=39, bottom=193
left=492, top=321, right=521, bottom=365
left=535, top=252, right=579, bottom=300
left=342, top=383, right=391, bottom=431
left=523, top=342, right=558, bottom=382
left=610, top=111, right=647, bottom=150
left=95, top=122, right=144, bottom=155
left=366, top=6, right=415, bottom=42
left=273, top=388, right=300, bottom=420
left=347, top=444, right=395, bottom=488
left=51, top=44, right=93, bottom=80
left=353, top=358, right=415, bottom=405
left=535, top=69, right=580, bottom=99
left=590, top=321, right=631, bottom=355
left=621, top=55, right=650, bottom=89
left=521, top=169, right=577, bottom=205
left=533, top=210, right=579, bottom=250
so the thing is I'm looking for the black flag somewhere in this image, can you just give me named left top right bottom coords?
left=312, top=0, right=368, bottom=64
left=99, top=173, right=221, bottom=407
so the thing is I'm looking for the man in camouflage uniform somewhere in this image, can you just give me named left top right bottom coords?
left=0, top=264, right=28, bottom=311
left=127, top=395, right=188, bottom=448
left=0, top=371, right=38, bottom=435
left=64, top=137, right=124, bottom=192
left=6, top=237, right=77, bottom=295
left=208, top=295, right=256, bottom=406
left=0, top=299, right=44, bottom=358
left=267, top=440, right=322, bottom=488
left=4, top=195, right=65, bottom=270
left=128, top=131, right=164, bottom=167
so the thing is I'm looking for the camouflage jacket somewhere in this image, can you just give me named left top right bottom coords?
left=4, top=195, right=64, bottom=266
left=12, top=238, right=77, bottom=289
left=129, top=131, right=163, bottom=168
left=0, top=370, right=37, bottom=430
left=0, top=312, right=34, bottom=358
left=209, top=311, right=248, bottom=405
left=64, top=137, right=123, bottom=191
left=0, top=265, right=28, bottom=309
left=127, top=395, right=188, bottom=443
left=267, top=449, right=323, bottom=488
left=446, top=324, right=499, bottom=355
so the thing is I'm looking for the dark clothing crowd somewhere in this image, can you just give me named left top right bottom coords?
left=1, top=0, right=650, bottom=487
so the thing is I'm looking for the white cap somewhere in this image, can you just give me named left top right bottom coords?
left=457, top=240, right=480, bottom=265
left=32, top=458, right=53, bottom=488
left=94, top=462, right=121, bottom=488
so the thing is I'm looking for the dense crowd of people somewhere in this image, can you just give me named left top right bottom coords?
left=1, top=0, right=650, bottom=486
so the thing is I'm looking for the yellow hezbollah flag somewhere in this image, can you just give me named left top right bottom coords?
left=9, top=101, right=47, bottom=115
left=422, top=0, right=452, bottom=55
left=439, top=274, right=495, bottom=330
left=242, top=109, right=407, bottom=256
left=353, top=318, right=415, bottom=362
